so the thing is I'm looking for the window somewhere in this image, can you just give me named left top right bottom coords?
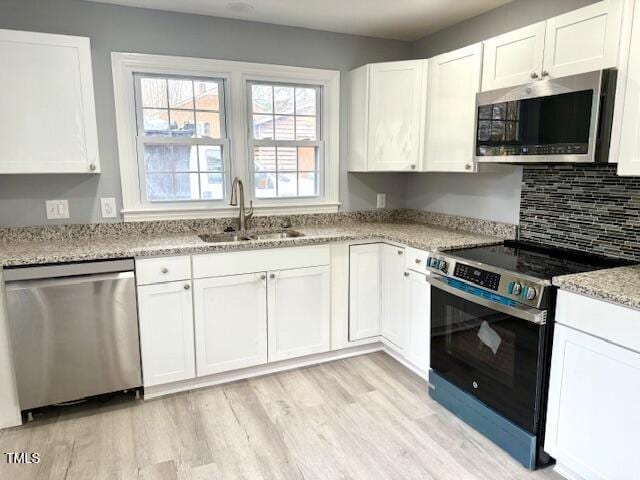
left=112, top=53, right=340, bottom=221
left=134, top=74, right=228, bottom=203
left=248, top=82, right=321, bottom=198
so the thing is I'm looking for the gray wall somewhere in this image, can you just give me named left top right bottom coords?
left=407, top=0, right=599, bottom=224
left=0, top=0, right=411, bottom=226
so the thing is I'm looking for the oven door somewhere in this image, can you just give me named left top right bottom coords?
left=429, top=274, right=546, bottom=434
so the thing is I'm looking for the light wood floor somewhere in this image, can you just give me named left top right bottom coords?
left=0, top=352, right=564, bottom=480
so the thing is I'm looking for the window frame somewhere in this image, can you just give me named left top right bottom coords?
left=112, top=52, right=340, bottom=222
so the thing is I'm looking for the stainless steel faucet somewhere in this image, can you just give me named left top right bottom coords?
left=229, top=176, right=253, bottom=231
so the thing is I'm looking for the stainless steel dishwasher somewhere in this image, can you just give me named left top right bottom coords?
left=4, top=259, right=142, bottom=410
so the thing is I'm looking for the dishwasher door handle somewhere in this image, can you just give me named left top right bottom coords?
left=5, top=271, right=134, bottom=291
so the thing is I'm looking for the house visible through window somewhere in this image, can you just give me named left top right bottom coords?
left=134, top=74, right=228, bottom=202
left=248, top=82, right=322, bottom=198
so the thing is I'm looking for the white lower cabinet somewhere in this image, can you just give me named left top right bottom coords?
left=268, top=266, right=331, bottom=361
left=137, top=280, right=196, bottom=386
left=349, top=244, right=382, bottom=340
left=381, top=245, right=406, bottom=349
left=403, top=270, right=431, bottom=372
left=193, top=273, right=268, bottom=376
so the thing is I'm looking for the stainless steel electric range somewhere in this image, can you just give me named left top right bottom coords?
left=424, top=240, right=628, bottom=470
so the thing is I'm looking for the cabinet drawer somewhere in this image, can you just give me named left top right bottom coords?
left=405, top=247, right=430, bottom=273
left=136, top=256, right=192, bottom=285
left=193, top=245, right=330, bottom=279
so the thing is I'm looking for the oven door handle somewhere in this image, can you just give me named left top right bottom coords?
left=426, top=273, right=547, bottom=325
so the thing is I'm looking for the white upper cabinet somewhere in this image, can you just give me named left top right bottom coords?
left=348, top=60, right=427, bottom=172
left=482, top=22, right=546, bottom=90
left=267, top=266, right=331, bottom=362
left=349, top=243, right=382, bottom=340
left=543, top=0, right=623, bottom=79
left=381, top=245, right=406, bottom=349
left=193, top=273, right=268, bottom=376
left=424, top=43, right=483, bottom=172
left=0, top=29, right=100, bottom=174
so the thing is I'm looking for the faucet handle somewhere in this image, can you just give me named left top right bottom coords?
left=246, top=200, right=254, bottom=218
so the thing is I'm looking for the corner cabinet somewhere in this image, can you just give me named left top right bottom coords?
left=423, top=43, right=483, bottom=172
left=0, top=29, right=100, bottom=174
left=381, top=245, right=406, bottom=349
left=348, top=60, right=427, bottom=172
left=349, top=244, right=382, bottom=340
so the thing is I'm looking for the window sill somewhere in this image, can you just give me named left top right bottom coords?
left=122, top=202, right=341, bottom=222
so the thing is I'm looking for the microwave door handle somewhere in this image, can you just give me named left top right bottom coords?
left=426, top=274, right=547, bottom=325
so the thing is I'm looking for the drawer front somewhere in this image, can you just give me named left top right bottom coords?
left=193, top=245, right=330, bottom=278
left=136, top=256, right=192, bottom=285
left=405, top=247, right=430, bottom=273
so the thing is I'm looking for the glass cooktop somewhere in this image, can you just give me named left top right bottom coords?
left=445, top=240, right=631, bottom=280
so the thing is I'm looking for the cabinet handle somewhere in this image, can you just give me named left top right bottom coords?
left=269, top=273, right=276, bottom=279
left=541, top=70, right=549, bottom=77
left=404, top=272, right=410, bottom=277
left=259, top=274, right=266, bottom=280
left=183, top=284, right=190, bottom=290
left=160, top=267, right=168, bottom=274
left=397, top=250, right=403, bottom=255
left=89, top=163, right=97, bottom=171
left=530, top=72, right=539, bottom=79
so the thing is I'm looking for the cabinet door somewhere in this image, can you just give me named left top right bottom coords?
left=349, top=244, right=382, bottom=341
left=424, top=43, right=483, bottom=172
left=267, top=266, right=330, bottom=362
left=367, top=61, right=425, bottom=171
left=482, top=22, right=546, bottom=90
left=616, top=0, right=640, bottom=176
left=545, top=324, right=640, bottom=480
left=403, top=271, right=431, bottom=372
left=137, top=281, right=195, bottom=386
left=193, top=274, right=267, bottom=376
left=381, top=245, right=406, bottom=349
left=0, top=29, right=99, bottom=173
left=543, top=0, right=623, bottom=79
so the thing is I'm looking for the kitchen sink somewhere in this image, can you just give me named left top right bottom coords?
left=198, top=230, right=304, bottom=243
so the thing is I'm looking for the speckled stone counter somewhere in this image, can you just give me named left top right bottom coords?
left=553, top=265, right=640, bottom=311
left=0, top=222, right=506, bottom=267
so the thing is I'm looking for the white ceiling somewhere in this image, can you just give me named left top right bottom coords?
left=83, top=0, right=512, bottom=41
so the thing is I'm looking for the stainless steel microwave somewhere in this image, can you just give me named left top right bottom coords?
left=475, top=69, right=617, bottom=164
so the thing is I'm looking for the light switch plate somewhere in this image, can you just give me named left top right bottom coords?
left=100, top=197, right=118, bottom=218
left=376, top=193, right=386, bottom=209
left=45, top=200, right=69, bottom=219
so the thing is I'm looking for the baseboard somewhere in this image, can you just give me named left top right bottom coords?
left=144, top=342, right=384, bottom=399
left=381, top=342, right=429, bottom=380
left=554, top=462, right=585, bottom=480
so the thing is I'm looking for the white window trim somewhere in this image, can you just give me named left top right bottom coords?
left=111, top=52, right=340, bottom=222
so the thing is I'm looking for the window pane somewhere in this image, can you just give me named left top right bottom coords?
left=174, top=173, right=199, bottom=200
left=200, top=173, right=224, bottom=200
left=277, top=173, right=297, bottom=197
left=168, top=79, right=194, bottom=109
left=255, top=172, right=276, bottom=198
left=277, top=147, right=297, bottom=171
left=274, top=86, right=295, bottom=114
left=172, top=145, right=198, bottom=171
left=253, top=114, right=274, bottom=139
left=144, top=144, right=173, bottom=172
left=298, top=147, right=317, bottom=171
left=274, top=115, right=294, bottom=140
left=169, top=110, right=195, bottom=137
left=252, top=84, right=273, bottom=114
left=198, top=145, right=223, bottom=172
left=194, top=81, right=219, bottom=110
left=298, top=172, right=318, bottom=196
left=295, top=87, right=316, bottom=115
left=196, top=111, right=220, bottom=138
left=142, top=109, right=169, bottom=135
left=140, top=78, right=167, bottom=108
left=146, top=173, right=174, bottom=201
left=253, top=147, right=276, bottom=171
left=295, top=117, right=316, bottom=140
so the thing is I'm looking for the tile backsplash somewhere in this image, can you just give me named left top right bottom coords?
left=519, top=164, right=640, bottom=261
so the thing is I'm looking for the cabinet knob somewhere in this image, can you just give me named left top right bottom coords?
left=160, top=267, right=168, bottom=274
left=259, top=274, right=266, bottom=280
left=530, top=72, right=539, bottom=79
left=183, top=284, right=190, bottom=290
left=397, top=250, right=403, bottom=255
left=410, top=164, right=416, bottom=170
left=404, top=272, right=410, bottom=277
left=465, top=164, right=472, bottom=170
left=415, top=259, right=422, bottom=264
left=269, top=273, right=276, bottom=279
left=541, top=70, right=549, bottom=77
left=89, top=163, right=97, bottom=171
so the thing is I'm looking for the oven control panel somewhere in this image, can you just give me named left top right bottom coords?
left=453, top=263, right=500, bottom=291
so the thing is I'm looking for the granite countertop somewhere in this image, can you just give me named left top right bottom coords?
left=0, top=222, right=505, bottom=267
left=553, top=265, right=640, bottom=311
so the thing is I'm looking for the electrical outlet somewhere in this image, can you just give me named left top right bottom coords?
left=45, top=200, right=69, bottom=219
left=376, top=193, right=386, bottom=209
left=101, top=197, right=118, bottom=219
